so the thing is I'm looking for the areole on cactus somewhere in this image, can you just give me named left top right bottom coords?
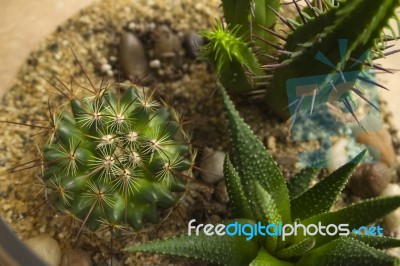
left=40, top=81, right=194, bottom=231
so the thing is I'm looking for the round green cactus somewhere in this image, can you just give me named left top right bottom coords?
left=41, top=84, right=193, bottom=231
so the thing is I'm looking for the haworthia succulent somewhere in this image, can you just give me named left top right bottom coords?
left=218, top=83, right=291, bottom=225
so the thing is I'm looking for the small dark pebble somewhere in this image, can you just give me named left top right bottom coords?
left=348, top=162, right=391, bottom=198
left=118, top=31, right=148, bottom=81
left=182, top=31, right=205, bottom=59
left=61, top=249, right=92, bottom=266
left=48, top=42, right=59, bottom=51
left=153, top=25, right=184, bottom=64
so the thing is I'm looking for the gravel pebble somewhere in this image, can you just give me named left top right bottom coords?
left=182, top=31, right=204, bottom=58
left=118, top=31, right=148, bottom=81
left=149, top=59, right=161, bottom=69
left=348, top=162, right=391, bottom=198
left=61, top=250, right=92, bottom=266
left=199, top=147, right=225, bottom=184
left=327, top=137, right=348, bottom=171
left=381, top=184, right=400, bottom=233
left=153, top=25, right=184, bottom=61
left=214, top=180, right=229, bottom=204
left=25, top=235, right=61, bottom=266
left=356, top=128, right=396, bottom=167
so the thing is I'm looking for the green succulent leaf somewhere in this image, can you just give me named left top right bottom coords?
left=348, top=234, right=400, bottom=250
left=287, top=161, right=324, bottom=200
left=290, top=150, right=365, bottom=220
left=253, top=181, right=281, bottom=252
left=296, top=237, right=399, bottom=266
left=302, top=195, right=400, bottom=247
left=218, top=84, right=291, bottom=225
left=275, top=237, right=315, bottom=259
left=224, top=155, right=253, bottom=219
left=250, top=247, right=294, bottom=266
left=254, top=181, right=281, bottom=224
left=125, top=219, right=260, bottom=266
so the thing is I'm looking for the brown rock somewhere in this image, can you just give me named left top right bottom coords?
left=118, top=31, right=148, bottom=81
left=348, top=162, right=391, bottom=198
left=356, top=128, right=395, bottom=166
left=25, top=235, right=61, bottom=266
left=214, top=180, right=229, bottom=204
left=199, top=147, right=225, bottom=184
left=153, top=25, right=183, bottom=60
left=182, top=31, right=204, bottom=58
left=61, top=250, right=92, bottom=266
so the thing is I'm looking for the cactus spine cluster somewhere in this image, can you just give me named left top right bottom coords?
left=42, top=84, right=193, bottom=231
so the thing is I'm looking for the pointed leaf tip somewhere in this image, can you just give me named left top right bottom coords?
left=291, top=150, right=366, bottom=220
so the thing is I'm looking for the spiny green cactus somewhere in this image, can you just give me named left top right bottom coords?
left=125, top=85, right=400, bottom=266
left=202, top=0, right=400, bottom=122
left=200, top=19, right=264, bottom=92
left=41, top=83, right=193, bottom=231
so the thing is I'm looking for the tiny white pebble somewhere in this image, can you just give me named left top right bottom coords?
left=109, top=56, right=117, bottom=62
left=54, top=53, right=62, bottom=61
left=147, top=22, right=156, bottom=31
left=101, top=63, right=112, bottom=73
left=106, top=69, right=114, bottom=77
left=128, top=22, right=137, bottom=30
left=149, top=59, right=161, bottom=69
left=382, top=184, right=400, bottom=233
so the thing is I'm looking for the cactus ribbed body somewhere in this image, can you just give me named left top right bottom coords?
left=41, top=85, right=192, bottom=231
